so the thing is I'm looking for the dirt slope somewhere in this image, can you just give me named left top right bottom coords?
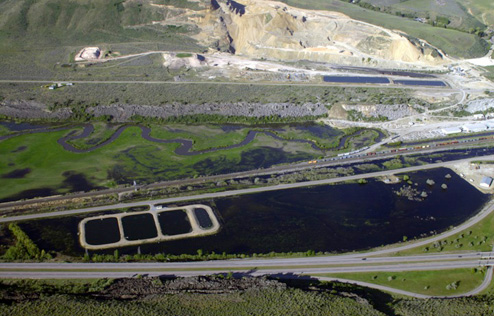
left=185, top=0, right=448, bottom=66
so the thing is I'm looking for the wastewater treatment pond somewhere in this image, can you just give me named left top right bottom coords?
left=79, top=205, right=220, bottom=250
left=18, top=168, right=489, bottom=256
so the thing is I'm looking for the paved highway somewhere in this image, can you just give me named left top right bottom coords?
left=1, top=256, right=491, bottom=298
left=0, top=253, right=486, bottom=270
left=0, top=258, right=489, bottom=278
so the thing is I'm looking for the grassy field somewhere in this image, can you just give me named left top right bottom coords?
left=0, top=0, right=205, bottom=81
left=359, top=0, right=486, bottom=31
left=316, top=268, right=486, bottom=296
left=278, top=0, right=489, bottom=58
left=481, top=66, right=494, bottom=82
left=463, top=0, right=494, bottom=27
left=392, top=203, right=494, bottom=256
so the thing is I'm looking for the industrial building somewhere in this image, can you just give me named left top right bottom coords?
left=480, top=176, right=493, bottom=188
left=462, top=124, right=488, bottom=133
left=441, top=127, right=462, bottom=135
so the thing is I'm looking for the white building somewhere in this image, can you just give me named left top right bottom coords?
left=462, top=124, right=488, bottom=133
left=441, top=127, right=462, bottom=135
left=473, top=114, right=485, bottom=120
left=480, top=176, right=493, bottom=188
left=485, top=121, right=494, bottom=129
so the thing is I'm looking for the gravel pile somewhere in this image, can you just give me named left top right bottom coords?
left=465, top=98, right=494, bottom=113
left=98, top=275, right=286, bottom=298
left=344, top=104, right=417, bottom=120
left=90, top=102, right=327, bottom=121
left=0, top=100, right=71, bottom=120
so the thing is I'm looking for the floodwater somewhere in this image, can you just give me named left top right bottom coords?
left=19, top=168, right=490, bottom=256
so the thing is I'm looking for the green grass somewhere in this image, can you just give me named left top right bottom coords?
left=0, top=0, right=204, bottom=81
left=481, top=66, right=494, bottom=82
left=0, top=124, right=10, bottom=136
left=463, top=0, right=494, bottom=27
left=176, top=53, right=193, bottom=58
left=66, top=122, right=121, bottom=150
left=278, top=0, right=489, bottom=58
left=316, top=268, right=486, bottom=296
left=148, top=124, right=251, bottom=152
left=392, top=203, right=494, bottom=256
left=360, top=0, right=486, bottom=31
left=0, top=124, right=329, bottom=200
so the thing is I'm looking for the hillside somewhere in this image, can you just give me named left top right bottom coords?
left=0, top=0, right=487, bottom=78
left=277, top=0, right=490, bottom=59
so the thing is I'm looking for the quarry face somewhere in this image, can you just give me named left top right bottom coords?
left=178, top=0, right=449, bottom=67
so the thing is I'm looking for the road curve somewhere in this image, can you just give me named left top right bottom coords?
left=313, top=276, right=430, bottom=299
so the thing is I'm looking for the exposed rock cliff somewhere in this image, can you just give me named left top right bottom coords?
left=188, top=0, right=447, bottom=66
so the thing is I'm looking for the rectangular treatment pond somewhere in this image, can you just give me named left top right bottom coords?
left=79, top=204, right=220, bottom=250
left=158, top=210, right=192, bottom=236
left=194, top=207, right=214, bottom=229
left=83, top=218, right=121, bottom=246
left=393, top=80, right=447, bottom=87
left=121, top=213, right=158, bottom=241
left=323, top=76, right=390, bottom=84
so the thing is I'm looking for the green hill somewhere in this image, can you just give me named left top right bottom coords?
left=279, top=0, right=490, bottom=59
left=0, top=0, right=204, bottom=79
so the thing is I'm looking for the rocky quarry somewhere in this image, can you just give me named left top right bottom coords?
left=163, top=0, right=448, bottom=67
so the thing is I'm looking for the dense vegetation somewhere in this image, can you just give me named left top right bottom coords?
left=1, top=277, right=494, bottom=316
left=2, top=223, right=51, bottom=260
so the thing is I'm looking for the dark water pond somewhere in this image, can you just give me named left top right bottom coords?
left=121, top=213, right=157, bottom=241
left=323, top=76, right=390, bottom=84
left=1, top=168, right=31, bottom=179
left=84, top=218, right=121, bottom=246
left=19, top=168, right=489, bottom=256
left=0, top=121, right=46, bottom=131
left=393, top=80, right=446, bottom=87
left=295, top=124, right=342, bottom=139
left=194, top=208, right=213, bottom=229
left=158, top=210, right=192, bottom=236
left=332, top=65, right=436, bottom=78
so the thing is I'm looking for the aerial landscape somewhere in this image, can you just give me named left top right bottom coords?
left=2, top=0, right=494, bottom=314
